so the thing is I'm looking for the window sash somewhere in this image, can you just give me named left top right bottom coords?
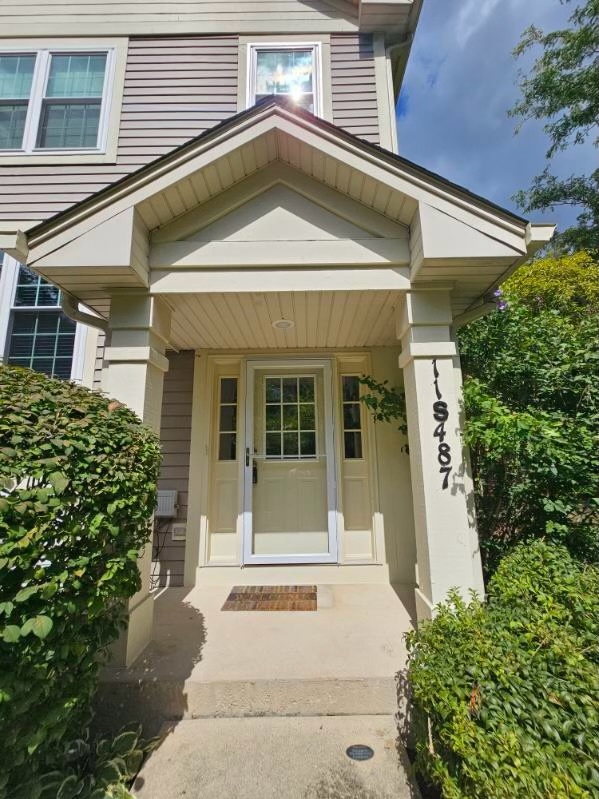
left=248, top=43, right=321, bottom=116
left=0, top=48, right=113, bottom=154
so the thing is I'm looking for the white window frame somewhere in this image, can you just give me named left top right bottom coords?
left=246, top=41, right=324, bottom=118
left=0, top=252, right=86, bottom=382
left=0, top=38, right=127, bottom=164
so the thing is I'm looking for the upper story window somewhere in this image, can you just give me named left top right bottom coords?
left=0, top=42, right=124, bottom=160
left=249, top=44, right=321, bottom=115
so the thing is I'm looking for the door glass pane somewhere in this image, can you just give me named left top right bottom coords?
left=265, top=432, right=281, bottom=457
left=255, top=48, right=314, bottom=111
left=283, top=432, right=299, bottom=457
left=263, top=375, right=316, bottom=460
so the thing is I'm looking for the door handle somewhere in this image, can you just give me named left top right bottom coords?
left=246, top=447, right=250, bottom=467
left=252, top=460, right=258, bottom=485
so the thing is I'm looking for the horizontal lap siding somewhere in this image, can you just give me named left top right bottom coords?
left=154, top=350, right=195, bottom=587
left=0, top=36, right=238, bottom=222
left=0, top=2, right=351, bottom=35
left=331, top=33, right=380, bottom=144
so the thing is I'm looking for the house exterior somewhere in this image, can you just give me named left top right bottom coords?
left=0, top=0, right=553, bottom=666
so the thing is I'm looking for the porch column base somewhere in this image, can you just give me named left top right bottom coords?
left=110, top=591, right=155, bottom=668
left=414, top=588, right=434, bottom=623
left=103, top=293, right=171, bottom=667
left=398, top=290, right=484, bottom=619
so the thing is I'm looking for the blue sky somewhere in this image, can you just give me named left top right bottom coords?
left=397, top=0, right=593, bottom=232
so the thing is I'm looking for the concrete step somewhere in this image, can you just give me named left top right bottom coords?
left=132, top=716, right=420, bottom=799
left=96, top=675, right=399, bottom=736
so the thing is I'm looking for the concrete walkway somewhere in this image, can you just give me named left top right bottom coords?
left=133, top=716, right=420, bottom=799
left=98, top=583, right=418, bottom=797
left=99, top=583, right=415, bottom=725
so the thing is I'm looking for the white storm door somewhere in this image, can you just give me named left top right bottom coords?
left=243, top=359, right=338, bottom=564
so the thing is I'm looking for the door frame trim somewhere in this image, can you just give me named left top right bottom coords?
left=242, top=357, right=338, bottom=565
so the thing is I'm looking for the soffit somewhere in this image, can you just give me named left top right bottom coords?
left=165, top=289, right=401, bottom=350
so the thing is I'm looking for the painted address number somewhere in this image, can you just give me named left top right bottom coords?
left=432, top=359, right=452, bottom=489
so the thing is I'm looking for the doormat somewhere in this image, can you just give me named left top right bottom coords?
left=222, top=585, right=317, bottom=611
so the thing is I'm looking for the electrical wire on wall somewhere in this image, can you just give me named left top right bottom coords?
left=150, top=519, right=172, bottom=591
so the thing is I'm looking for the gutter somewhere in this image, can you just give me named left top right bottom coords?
left=61, top=292, right=108, bottom=332
left=451, top=296, right=497, bottom=332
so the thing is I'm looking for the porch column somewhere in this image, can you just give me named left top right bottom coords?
left=103, top=292, right=171, bottom=666
left=397, top=289, right=484, bottom=622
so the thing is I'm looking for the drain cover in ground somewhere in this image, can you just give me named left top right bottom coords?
left=222, top=585, right=317, bottom=611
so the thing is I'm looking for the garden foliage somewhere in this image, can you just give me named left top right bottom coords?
left=459, top=251, right=599, bottom=570
left=0, top=365, right=161, bottom=799
left=407, top=541, right=599, bottom=799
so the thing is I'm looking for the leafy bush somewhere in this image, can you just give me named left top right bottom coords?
left=0, top=365, right=161, bottom=799
left=460, top=253, right=599, bottom=571
left=407, top=541, right=599, bottom=799
left=40, top=725, right=156, bottom=799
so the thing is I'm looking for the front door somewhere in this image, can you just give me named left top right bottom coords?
left=243, top=359, right=338, bottom=564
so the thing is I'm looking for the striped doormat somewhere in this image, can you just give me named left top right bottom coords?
left=222, top=585, right=317, bottom=611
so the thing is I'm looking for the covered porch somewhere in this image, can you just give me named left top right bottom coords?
left=10, top=99, right=552, bottom=668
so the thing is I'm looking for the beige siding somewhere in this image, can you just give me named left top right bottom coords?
left=0, top=36, right=238, bottom=223
left=92, top=331, right=107, bottom=391
left=0, top=2, right=358, bottom=37
left=153, top=350, right=194, bottom=587
left=331, top=33, right=380, bottom=144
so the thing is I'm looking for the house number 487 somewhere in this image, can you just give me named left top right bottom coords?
left=432, top=359, right=452, bottom=490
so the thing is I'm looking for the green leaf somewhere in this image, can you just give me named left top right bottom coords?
left=96, top=761, right=121, bottom=785
left=21, top=615, right=53, bottom=639
left=49, top=472, right=70, bottom=495
left=15, top=585, right=40, bottom=603
left=56, top=775, right=82, bottom=799
left=2, top=625, right=21, bottom=643
left=111, top=731, right=139, bottom=757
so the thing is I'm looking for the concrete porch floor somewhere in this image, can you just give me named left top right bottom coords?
left=97, top=582, right=415, bottom=730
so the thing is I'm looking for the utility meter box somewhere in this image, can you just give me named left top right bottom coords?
left=155, top=490, right=178, bottom=518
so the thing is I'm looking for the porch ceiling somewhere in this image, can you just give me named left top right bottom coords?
left=166, top=289, right=400, bottom=350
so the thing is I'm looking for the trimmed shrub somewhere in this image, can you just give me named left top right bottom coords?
left=0, top=365, right=161, bottom=799
left=406, top=541, right=599, bottom=799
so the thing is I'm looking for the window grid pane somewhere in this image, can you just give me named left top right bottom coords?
left=341, top=376, right=363, bottom=460
left=37, top=101, right=101, bottom=149
left=218, top=377, right=238, bottom=461
left=0, top=54, right=35, bottom=99
left=7, top=310, right=75, bottom=379
left=0, top=103, right=28, bottom=149
left=254, top=48, right=315, bottom=112
left=14, top=266, right=60, bottom=307
left=46, top=54, right=107, bottom=98
left=264, top=376, right=316, bottom=460
left=0, top=54, right=36, bottom=150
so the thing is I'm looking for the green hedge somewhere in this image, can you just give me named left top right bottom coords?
left=407, top=541, right=599, bottom=799
left=0, top=365, right=161, bottom=799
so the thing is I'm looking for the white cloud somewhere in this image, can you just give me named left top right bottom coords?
left=397, top=0, right=594, bottom=231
